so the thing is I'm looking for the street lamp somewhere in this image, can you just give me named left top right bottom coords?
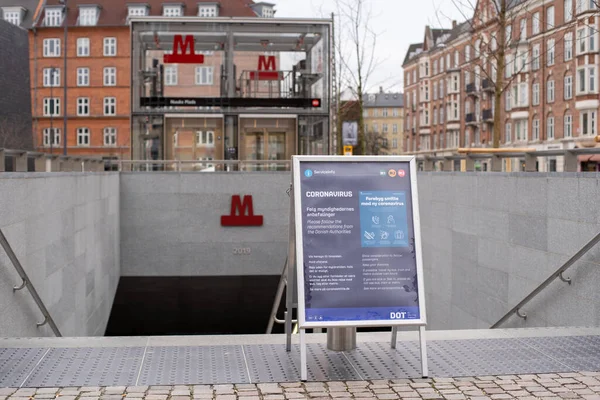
left=59, top=0, right=67, bottom=155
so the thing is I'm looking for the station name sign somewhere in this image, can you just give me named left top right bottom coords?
left=140, top=97, right=322, bottom=109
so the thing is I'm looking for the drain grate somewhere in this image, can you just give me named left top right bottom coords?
left=0, top=348, right=46, bottom=387
left=23, top=347, right=145, bottom=387
left=137, top=346, right=249, bottom=385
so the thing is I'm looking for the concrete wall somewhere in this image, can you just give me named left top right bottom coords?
left=418, top=172, right=600, bottom=330
left=0, top=173, right=120, bottom=337
left=120, top=172, right=290, bottom=276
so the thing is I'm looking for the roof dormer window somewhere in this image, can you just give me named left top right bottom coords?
left=43, top=7, right=64, bottom=27
left=198, top=4, right=218, bottom=17
left=78, top=6, right=99, bottom=26
left=163, top=4, right=183, bottom=17
left=2, top=7, right=24, bottom=26
left=128, top=5, right=148, bottom=17
left=262, top=6, right=274, bottom=18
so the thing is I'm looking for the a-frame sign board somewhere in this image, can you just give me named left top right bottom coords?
left=284, top=155, right=428, bottom=381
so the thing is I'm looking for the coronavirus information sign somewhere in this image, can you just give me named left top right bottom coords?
left=292, top=156, right=427, bottom=328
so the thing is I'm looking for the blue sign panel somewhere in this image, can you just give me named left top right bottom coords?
left=296, top=159, right=423, bottom=325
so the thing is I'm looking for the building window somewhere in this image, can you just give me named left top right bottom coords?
left=519, top=18, right=527, bottom=41
left=393, top=124, right=398, bottom=134
left=392, top=139, right=398, bottom=149
left=546, top=6, right=554, bottom=30
left=565, top=0, right=573, bottom=21
left=77, top=38, right=90, bottom=57
left=43, top=68, right=60, bottom=87
left=547, top=79, right=555, bottom=102
left=262, top=6, right=274, bottom=18
left=128, top=6, right=147, bottom=16
left=78, top=7, right=98, bottom=26
left=104, top=38, right=117, bottom=56
left=393, top=108, right=399, bottom=117
left=373, top=123, right=378, bottom=133
left=104, top=67, right=116, bottom=86
left=104, top=127, right=117, bottom=146
left=533, top=82, right=540, bottom=105
left=547, top=116, right=555, bottom=140
left=103, top=97, right=116, bottom=116
left=505, top=123, right=512, bottom=143
left=199, top=5, right=218, bottom=17
left=383, top=108, right=388, bottom=117
left=532, top=12, right=540, bottom=34
left=383, top=124, right=389, bottom=133
left=547, top=39, right=555, bottom=65
left=532, top=44, right=540, bottom=70
left=577, top=0, right=599, bottom=14
left=44, top=8, right=63, bottom=26
left=43, top=38, right=60, bottom=57
left=165, top=66, right=178, bottom=86
left=3, top=10, right=20, bottom=25
left=577, top=26, right=596, bottom=54
left=77, top=68, right=89, bottom=86
left=533, top=118, right=540, bottom=140
left=43, top=98, right=60, bottom=116
left=77, top=97, right=89, bottom=116
left=565, top=75, right=573, bottom=99
left=195, top=66, right=214, bottom=85
left=580, top=110, right=597, bottom=136
left=565, top=32, right=573, bottom=60
left=515, top=120, right=528, bottom=142
left=196, top=131, right=214, bottom=146
left=43, top=128, right=61, bottom=146
left=163, top=5, right=182, bottom=16
left=77, top=128, right=90, bottom=146
left=564, top=114, right=573, bottom=138
left=577, top=66, right=597, bottom=94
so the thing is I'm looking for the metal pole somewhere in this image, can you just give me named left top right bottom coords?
left=62, top=0, right=68, bottom=155
left=326, top=327, right=356, bottom=351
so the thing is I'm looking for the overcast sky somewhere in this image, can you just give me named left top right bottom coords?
left=273, top=0, right=473, bottom=94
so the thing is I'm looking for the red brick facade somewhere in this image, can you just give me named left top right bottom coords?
left=403, top=0, right=600, bottom=172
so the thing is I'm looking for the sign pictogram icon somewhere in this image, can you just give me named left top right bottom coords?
left=163, top=35, right=205, bottom=64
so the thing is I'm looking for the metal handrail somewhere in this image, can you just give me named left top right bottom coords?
left=491, top=231, right=600, bottom=329
left=0, top=229, right=61, bottom=336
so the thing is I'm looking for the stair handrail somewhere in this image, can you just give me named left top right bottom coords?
left=491, top=231, right=600, bottom=329
left=0, top=228, right=61, bottom=336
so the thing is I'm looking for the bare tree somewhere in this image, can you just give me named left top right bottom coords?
left=334, top=0, right=382, bottom=155
left=364, top=128, right=389, bottom=155
left=434, top=0, right=600, bottom=149
left=0, top=115, right=33, bottom=150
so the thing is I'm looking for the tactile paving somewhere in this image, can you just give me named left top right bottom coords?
left=2, top=334, right=600, bottom=387
left=432, top=338, right=572, bottom=376
left=244, top=343, right=360, bottom=382
left=518, top=335, right=600, bottom=371
left=22, top=347, right=145, bottom=387
left=0, top=348, right=46, bottom=387
left=137, top=346, right=250, bottom=385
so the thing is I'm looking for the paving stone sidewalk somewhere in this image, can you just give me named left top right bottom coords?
left=2, top=373, right=600, bottom=400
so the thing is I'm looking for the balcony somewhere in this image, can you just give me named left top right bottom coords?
left=482, top=79, right=494, bottom=92
left=466, top=113, right=477, bottom=126
left=466, top=83, right=478, bottom=97
left=483, top=109, right=494, bottom=122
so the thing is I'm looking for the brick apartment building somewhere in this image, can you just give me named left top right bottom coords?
left=403, top=0, right=600, bottom=172
left=363, top=89, right=404, bottom=155
left=25, top=0, right=276, bottom=165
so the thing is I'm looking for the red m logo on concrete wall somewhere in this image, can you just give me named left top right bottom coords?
left=221, top=195, right=264, bottom=226
left=250, top=55, right=281, bottom=81
left=163, top=35, right=205, bottom=64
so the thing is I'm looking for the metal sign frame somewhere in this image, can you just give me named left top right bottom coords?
left=290, top=155, right=428, bottom=381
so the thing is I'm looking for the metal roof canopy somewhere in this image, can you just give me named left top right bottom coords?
left=131, top=17, right=331, bottom=53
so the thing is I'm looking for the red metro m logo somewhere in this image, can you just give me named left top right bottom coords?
left=163, top=35, right=205, bottom=64
left=250, top=55, right=281, bottom=81
left=221, top=195, right=264, bottom=227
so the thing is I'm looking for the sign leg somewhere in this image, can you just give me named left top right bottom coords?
left=390, top=326, right=398, bottom=349
left=300, top=328, right=308, bottom=382
left=285, top=311, right=292, bottom=352
left=418, top=325, right=429, bottom=378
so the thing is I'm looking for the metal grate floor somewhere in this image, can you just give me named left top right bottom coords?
left=1, top=334, right=600, bottom=388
